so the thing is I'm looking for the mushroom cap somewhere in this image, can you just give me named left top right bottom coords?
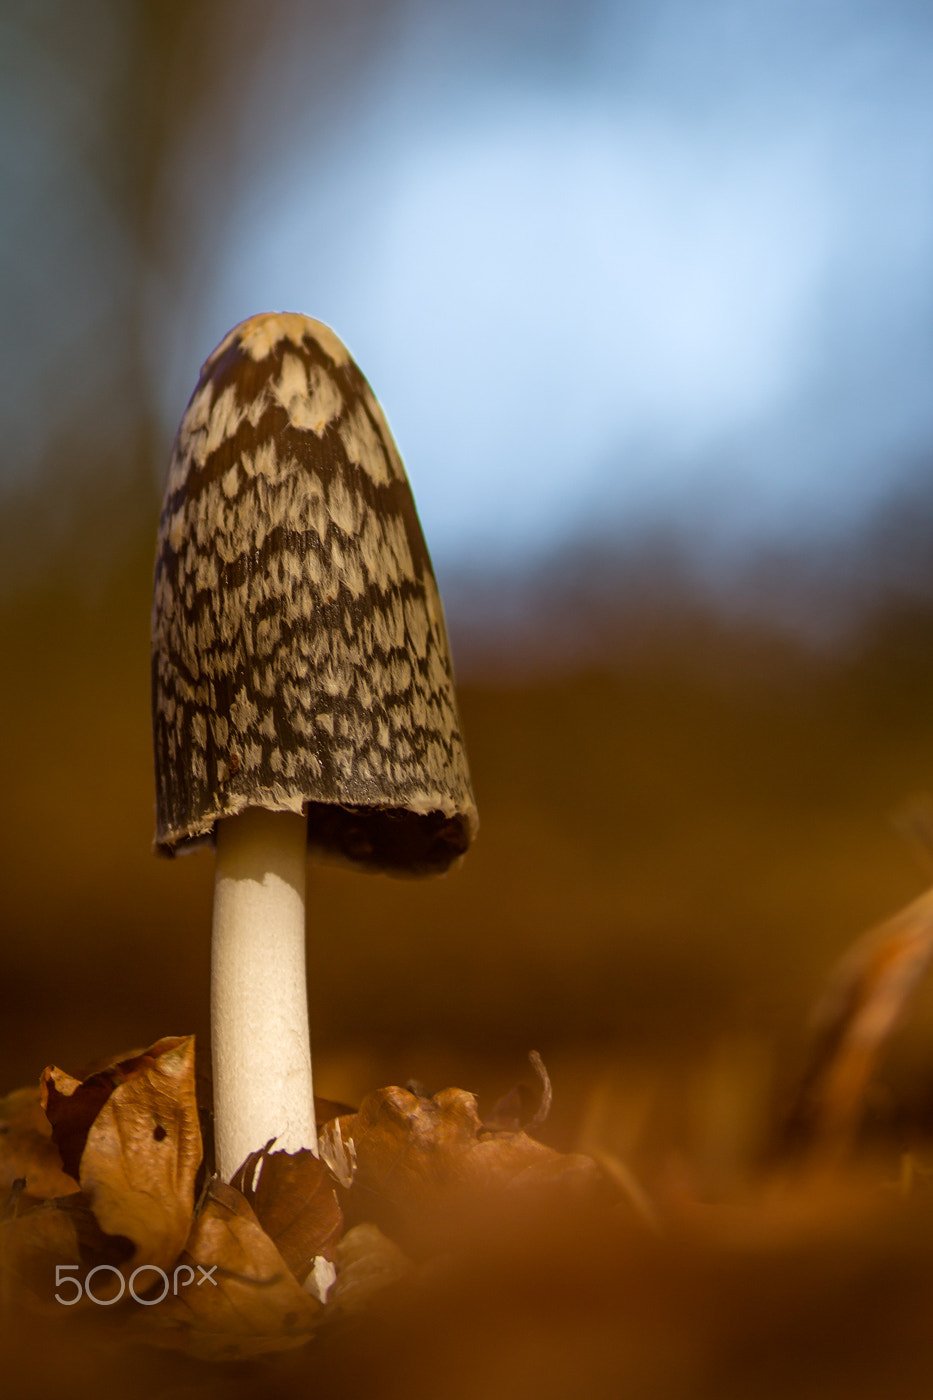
left=151, top=313, right=477, bottom=874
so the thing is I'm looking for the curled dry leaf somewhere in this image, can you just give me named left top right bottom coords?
left=485, top=1050, right=553, bottom=1132
left=339, top=1081, right=605, bottom=1251
left=137, top=1178, right=322, bottom=1361
left=3, top=1037, right=201, bottom=1310
left=42, top=1068, right=117, bottom=1181
left=230, top=1144, right=342, bottom=1285
left=782, top=885, right=933, bottom=1164
left=40, top=1036, right=202, bottom=1275
left=0, top=1086, right=80, bottom=1204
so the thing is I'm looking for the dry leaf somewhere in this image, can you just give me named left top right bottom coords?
left=485, top=1050, right=553, bottom=1132
left=41, top=1036, right=201, bottom=1273
left=137, top=1177, right=322, bottom=1360
left=340, top=1081, right=604, bottom=1251
left=230, top=1144, right=342, bottom=1284
left=0, top=1085, right=80, bottom=1203
left=1, top=1190, right=132, bottom=1309
left=325, top=1222, right=414, bottom=1320
left=782, top=885, right=933, bottom=1163
left=42, top=1068, right=117, bottom=1180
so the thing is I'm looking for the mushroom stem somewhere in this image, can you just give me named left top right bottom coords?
left=211, top=807, right=316, bottom=1180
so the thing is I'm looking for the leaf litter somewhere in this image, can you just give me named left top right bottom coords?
left=5, top=890, right=933, bottom=1389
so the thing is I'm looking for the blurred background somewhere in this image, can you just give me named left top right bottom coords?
left=3, top=0, right=933, bottom=1167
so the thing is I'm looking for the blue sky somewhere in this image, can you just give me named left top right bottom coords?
left=156, top=0, right=933, bottom=576
left=4, top=0, right=933, bottom=586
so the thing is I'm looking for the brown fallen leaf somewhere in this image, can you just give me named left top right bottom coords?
left=42, top=1068, right=117, bottom=1181
left=230, top=1144, right=342, bottom=1286
left=41, top=1036, right=201, bottom=1275
left=1, top=1189, right=132, bottom=1310
left=325, top=1221, right=414, bottom=1321
left=781, top=885, right=933, bottom=1165
left=336, top=1080, right=606, bottom=1252
left=0, top=1086, right=80, bottom=1205
left=136, top=1177, right=322, bottom=1360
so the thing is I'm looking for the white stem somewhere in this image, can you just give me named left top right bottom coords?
left=211, top=807, right=316, bottom=1180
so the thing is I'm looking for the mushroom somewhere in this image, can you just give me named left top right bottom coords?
left=151, top=313, right=477, bottom=1181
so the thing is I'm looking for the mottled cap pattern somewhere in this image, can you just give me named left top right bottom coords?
left=152, top=313, right=477, bottom=874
